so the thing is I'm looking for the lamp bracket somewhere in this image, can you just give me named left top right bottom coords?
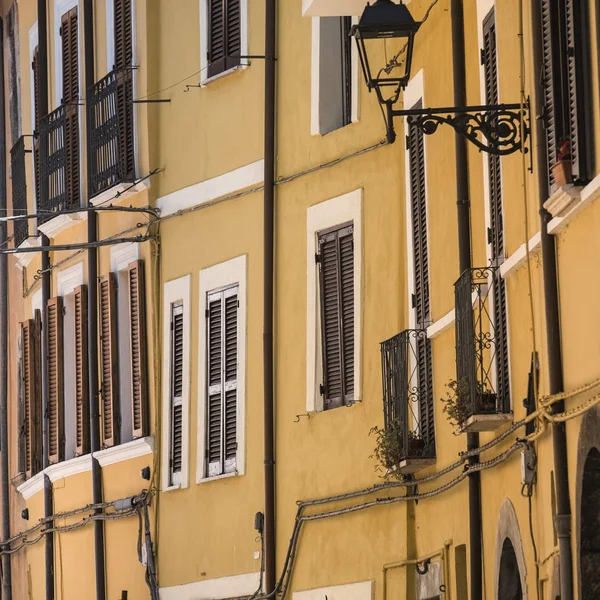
left=388, top=102, right=529, bottom=155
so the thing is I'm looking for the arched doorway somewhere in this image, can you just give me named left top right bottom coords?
left=498, top=537, right=523, bottom=600
left=581, top=448, right=600, bottom=600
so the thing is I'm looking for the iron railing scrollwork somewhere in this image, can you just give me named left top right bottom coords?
left=455, top=267, right=511, bottom=419
left=10, top=136, right=29, bottom=247
left=88, top=68, right=134, bottom=198
left=381, top=329, right=435, bottom=461
left=39, top=104, right=80, bottom=223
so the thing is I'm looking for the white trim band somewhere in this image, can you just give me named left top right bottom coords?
left=159, top=571, right=261, bottom=600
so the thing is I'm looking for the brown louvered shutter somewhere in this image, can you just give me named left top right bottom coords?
left=169, top=302, right=184, bottom=485
left=21, top=320, right=36, bottom=477
left=114, top=0, right=135, bottom=181
left=33, top=310, right=43, bottom=474
left=47, top=297, right=64, bottom=464
left=99, top=273, right=119, bottom=448
left=206, top=286, right=238, bottom=477
left=128, top=260, right=148, bottom=438
left=32, top=47, right=41, bottom=207
left=317, top=224, right=354, bottom=410
left=74, top=286, right=89, bottom=455
left=540, top=0, right=568, bottom=190
left=60, top=7, right=80, bottom=209
left=483, top=10, right=510, bottom=413
left=207, top=0, right=241, bottom=78
left=564, top=0, right=591, bottom=182
left=407, top=101, right=434, bottom=451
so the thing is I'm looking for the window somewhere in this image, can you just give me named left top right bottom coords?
left=311, top=17, right=357, bottom=135
left=406, top=100, right=434, bottom=451
left=316, top=224, right=354, bottom=409
left=19, top=311, right=42, bottom=478
left=99, top=256, right=148, bottom=448
left=541, top=0, right=592, bottom=189
left=200, top=0, right=248, bottom=83
left=162, top=275, right=191, bottom=490
left=7, top=3, right=22, bottom=146
left=206, top=285, right=239, bottom=477
left=197, top=256, right=246, bottom=483
left=306, top=190, right=362, bottom=413
left=482, top=9, right=510, bottom=410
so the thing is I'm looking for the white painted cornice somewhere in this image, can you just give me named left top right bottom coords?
left=17, top=471, right=44, bottom=500
left=94, top=436, right=154, bottom=468
left=45, top=454, right=92, bottom=483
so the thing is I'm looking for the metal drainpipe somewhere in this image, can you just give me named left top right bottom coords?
left=449, top=1, right=482, bottom=599
left=36, top=0, right=54, bottom=598
left=0, top=16, right=12, bottom=600
left=263, top=0, right=277, bottom=593
left=83, top=1, right=106, bottom=598
left=529, top=1, right=573, bottom=598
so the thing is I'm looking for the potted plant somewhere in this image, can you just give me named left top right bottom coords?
left=440, top=377, right=497, bottom=431
left=551, top=138, right=572, bottom=187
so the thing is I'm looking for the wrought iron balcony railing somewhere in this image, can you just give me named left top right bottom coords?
left=381, top=329, right=436, bottom=462
left=455, top=266, right=510, bottom=420
left=88, top=68, right=134, bottom=198
left=10, top=136, right=30, bottom=247
left=39, top=104, right=81, bottom=223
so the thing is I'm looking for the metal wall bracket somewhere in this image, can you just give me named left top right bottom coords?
left=387, top=101, right=530, bottom=155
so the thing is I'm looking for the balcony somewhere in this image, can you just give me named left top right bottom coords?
left=381, top=329, right=436, bottom=474
left=10, top=136, right=30, bottom=247
left=454, top=266, right=512, bottom=432
left=88, top=69, right=134, bottom=199
left=38, top=104, right=81, bottom=224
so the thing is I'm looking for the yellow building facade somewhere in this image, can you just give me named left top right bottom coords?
left=0, top=0, right=599, bottom=599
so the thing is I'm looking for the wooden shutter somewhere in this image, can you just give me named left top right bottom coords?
left=206, top=286, right=238, bottom=477
left=32, top=47, right=41, bottom=207
left=74, top=286, right=89, bottom=455
left=564, top=0, right=590, bottom=182
left=341, top=17, right=353, bottom=127
left=21, top=320, right=36, bottom=477
left=47, top=297, right=64, bottom=464
left=207, top=0, right=241, bottom=78
left=33, top=310, right=43, bottom=474
left=99, top=273, right=119, bottom=448
left=128, top=260, right=148, bottom=439
left=317, top=224, right=354, bottom=410
left=407, top=101, right=434, bottom=450
left=114, top=0, right=133, bottom=71
left=60, top=7, right=80, bottom=209
left=169, top=302, right=184, bottom=485
left=483, top=10, right=510, bottom=412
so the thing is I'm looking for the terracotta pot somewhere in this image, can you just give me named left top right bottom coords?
left=552, top=160, right=572, bottom=187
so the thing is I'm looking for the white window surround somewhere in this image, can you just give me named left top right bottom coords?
left=302, top=0, right=366, bottom=17
left=162, top=275, right=192, bottom=491
left=17, top=436, right=154, bottom=499
left=310, top=16, right=359, bottom=136
left=156, top=159, right=264, bottom=218
left=199, top=0, right=249, bottom=86
left=293, top=580, right=374, bottom=600
left=31, top=288, right=43, bottom=315
left=197, top=255, right=247, bottom=483
left=159, top=572, right=261, bottom=600
left=306, top=189, right=362, bottom=413
left=56, top=261, right=84, bottom=296
left=111, top=242, right=139, bottom=273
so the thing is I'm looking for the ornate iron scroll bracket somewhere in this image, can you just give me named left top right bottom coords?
left=386, top=101, right=530, bottom=155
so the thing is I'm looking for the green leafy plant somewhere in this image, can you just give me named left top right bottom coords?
left=370, top=419, right=425, bottom=479
left=440, top=377, right=497, bottom=431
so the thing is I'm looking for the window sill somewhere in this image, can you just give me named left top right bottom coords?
left=547, top=173, right=600, bottom=235
left=196, top=471, right=239, bottom=485
left=37, top=211, right=87, bottom=239
left=201, top=63, right=249, bottom=87
left=162, top=483, right=183, bottom=493
left=90, top=178, right=150, bottom=207
left=14, top=236, right=41, bottom=270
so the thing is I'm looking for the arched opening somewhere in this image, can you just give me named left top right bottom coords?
left=581, top=447, right=600, bottom=600
left=498, top=537, right=523, bottom=600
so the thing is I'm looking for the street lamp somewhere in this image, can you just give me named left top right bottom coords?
left=351, top=1, right=529, bottom=154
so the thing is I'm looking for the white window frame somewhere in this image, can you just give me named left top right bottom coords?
left=310, top=16, right=359, bottom=135
left=57, top=262, right=84, bottom=460
left=162, top=275, right=191, bottom=491
left=106, top=0, right=139, bottom=178
left=53, top=0, right=84, bottom=205
left=110, top=242, right=139, bottom=444
left=199, top=0, right=249, bottom=86
left=306, top=189, right=362, bottom=413
left=197, top=255, right=247, bottom=483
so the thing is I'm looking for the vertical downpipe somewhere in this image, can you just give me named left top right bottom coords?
left=0, top=16, right=12, bottom=600
left=450, top=1, right=482, bottom=599
left=83, top=1, right=106, bottom=599
left=36, top=0, right=53, bottom=598
left=529, top=1, right=573, bottom=598
left=263, top=0, right=277, bottom=593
